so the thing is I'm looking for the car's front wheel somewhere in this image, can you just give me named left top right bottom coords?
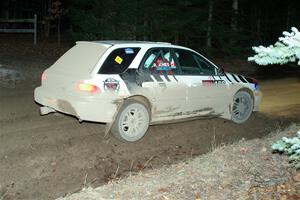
left=231, top=90, right=254, bottom=124
left=111, top=99, right=150, bottom=142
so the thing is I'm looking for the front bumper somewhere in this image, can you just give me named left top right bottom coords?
left=253, top=90, right=262, bottom=111
left=34, top=86, right=118, bottom=123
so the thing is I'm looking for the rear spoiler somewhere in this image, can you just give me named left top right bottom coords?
left=76, top=41, right=112, bottom=48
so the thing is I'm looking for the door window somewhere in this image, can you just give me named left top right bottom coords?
left=174, top=49, right=216, bottom=75
left=193, top=54, right=216, bottom=75
left=142, top=48, right=178, bottom=75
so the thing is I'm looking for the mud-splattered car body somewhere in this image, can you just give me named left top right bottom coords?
left=34, top=41, right=262, bottom=141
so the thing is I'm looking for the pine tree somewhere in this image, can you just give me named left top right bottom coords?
left=248, top=27, right=300, bottom=66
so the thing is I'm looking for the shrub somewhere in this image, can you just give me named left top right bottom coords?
left=272, top=130, right=300, bottom=168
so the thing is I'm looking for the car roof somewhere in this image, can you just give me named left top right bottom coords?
left=76, top=40, right=192, bottom=49
left=94, top=40, right=172, bottom=45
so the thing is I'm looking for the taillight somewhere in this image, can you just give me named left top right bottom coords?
left=41, top=72, right=46, bottom=81
left=77, top=82, right=100, bottom=94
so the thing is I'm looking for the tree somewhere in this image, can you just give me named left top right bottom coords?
left=0, top=0, right=9, bottom=18
left=65, top=0, right=300, bottom=55
left=206, top=0, right=213, bottom=48
left=231, top=0, right=238, bottom=31
left=49, top=0, right=63, bottom=45
left=248, top=27, right=300, bottom=66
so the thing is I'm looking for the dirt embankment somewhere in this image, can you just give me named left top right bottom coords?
left=56, top=125, right=300, bottom=200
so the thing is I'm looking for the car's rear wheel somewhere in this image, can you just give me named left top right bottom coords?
left=231, top=91, right=253, bottom=124
left=111, top=99, right=150, bottom=142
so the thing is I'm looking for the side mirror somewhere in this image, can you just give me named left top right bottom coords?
left=217, top=67, right=225, bottom=75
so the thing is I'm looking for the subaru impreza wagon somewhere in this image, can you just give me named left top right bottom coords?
left=34, top=41, right=262, bottom=142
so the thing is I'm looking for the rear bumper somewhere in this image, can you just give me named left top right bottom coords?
left=34, top=86, right=118, bottom=123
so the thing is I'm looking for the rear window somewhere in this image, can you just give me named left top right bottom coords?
left=50, top=42, right=108, bottom=75
left=99, top=47, right=140, bottom=74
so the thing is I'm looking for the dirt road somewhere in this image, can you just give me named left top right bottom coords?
left=0, top=66, right=299, bottom=199
left=260, top=78, right=300, bottom=118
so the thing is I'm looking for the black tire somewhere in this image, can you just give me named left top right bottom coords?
left=111, top=99, right=150, bottom=142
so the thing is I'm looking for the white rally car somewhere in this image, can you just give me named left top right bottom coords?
left=34, top=41, right=262, bottom=142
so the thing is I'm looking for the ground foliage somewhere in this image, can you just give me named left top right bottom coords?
left=273, top=129, right=300, bottom=169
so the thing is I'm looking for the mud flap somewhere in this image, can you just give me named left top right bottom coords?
left=104, top=100, right=124, bottom=138
left=40, top=106, right=56, bottom=115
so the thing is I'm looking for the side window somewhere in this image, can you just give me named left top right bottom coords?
left=99, top=47, right=140, bottom=74
left=173, top=49, right=201, bottom=75
left=142, top=48, right=178, bottom=75
left=193, top=54, right=216, bottom=75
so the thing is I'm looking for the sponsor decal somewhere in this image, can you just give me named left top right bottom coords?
left=202, top=80, right=214, bottom=85
left=152, top=59, right=176, bottom=75
left=202, top=80, right=226, bottom=86
left=224, top=73, right=232, bottom=83
left=215, top=80, right=226, bottom=85
left=231, top=74, right=239, bottom=82
left=114, top=56, right=123, bottom=64
left=238, top=75, right=247, bottom=83
left=156, top=65, right=176, bottom=71
left=103, top=78, right=120, bottom=91
left=125, top=48, right=134, bottom=54
left=154, top=57, right=176, bottom=70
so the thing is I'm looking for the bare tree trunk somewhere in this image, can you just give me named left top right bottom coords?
left=1, top=0, right=9, bottom=18
left=143, top=19, right=148, bottom=41
left=174, top=33, right=179, bottom=45
left=149, top=20, right=153, bottom=41
left=206, top=0, right=213, bottom=48
left=256, top=6, right=262, bottom=43
left=174, top=17, right=179, bottom=44
left=286, top=1, right=292, bottom=29
left=132, top=24, right=137, bottom=40
left=45, top=0, right=51, bottom=38
left=57, top=18, right=61, bottom=46
left=231, top=0, right=238, bottom=31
